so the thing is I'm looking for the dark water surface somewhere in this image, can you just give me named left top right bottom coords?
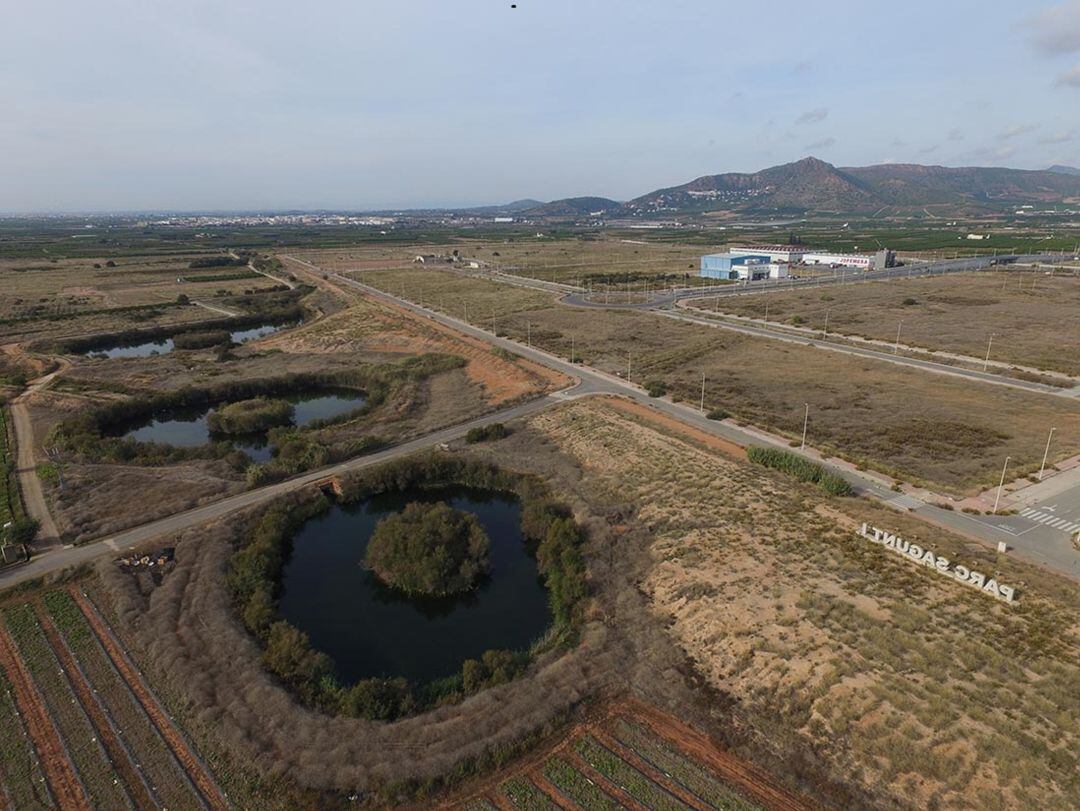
left=110, top=388, right=365, bottom=461
left=86, top=322, right=293, bottom=358
left=277, top=487, right=552, bottom=685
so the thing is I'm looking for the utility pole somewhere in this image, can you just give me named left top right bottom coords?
left=983, top=333, right=994, bottom=371
left=627, top=351, right=632, bottom=383
left=764, top=300, right=769, bottom=324
left=571, top=335, right=575, bottom=364
left=801, top=403, right=809, bottom=450
left=823, top=308, right=831, bottom=337
left=1039, top=428, right=1056, bottom=481
left=993, top=456, right=1011, bottom=514
left=527, top=320, right=531, bottom=348
left=894, top=321, right=902, bottom=354
left=700, top=371, right=706, bottom=414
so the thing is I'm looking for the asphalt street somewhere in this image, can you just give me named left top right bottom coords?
left=4, top=254, right=1076, bottom=590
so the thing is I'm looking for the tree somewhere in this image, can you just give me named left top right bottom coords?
left=365, top=502, right=491, bottom=596
left=262, top=621, right=332, bottom=694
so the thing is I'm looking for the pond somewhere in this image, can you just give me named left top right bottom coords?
left=107, top=388, right=365, bottom=461
left=277, top=487, right=552, bottom=685
left=85, top=322, right=295, bottom=358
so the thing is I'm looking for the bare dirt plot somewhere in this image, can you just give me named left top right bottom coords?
left=526, top=398, right=1080, bottom=810
left=496, top=305, right=1080, bottom=495
left=691, top=271, right=1080, bottom=376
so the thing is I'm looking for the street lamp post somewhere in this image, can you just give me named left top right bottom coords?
left=894, top=321, right=902, bottom=354
left=983, top=333, right=995, bottom=372
left=801, top=403, right=810, bottom=450
left=1039, top=428, right=1057, bottom=481
left=700, top=371, right=706, bottom=414
left=993, top=456, right=1011, bottom=514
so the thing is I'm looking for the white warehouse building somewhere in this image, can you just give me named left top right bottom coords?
left=729, top=245, right=805, bottom=263
left=803, top=249, right=895, bottom=270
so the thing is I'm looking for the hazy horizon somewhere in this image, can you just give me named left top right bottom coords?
left=3, top=0, right=1079, bottom=213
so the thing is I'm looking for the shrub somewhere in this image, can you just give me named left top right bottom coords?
left=465, top=423, right=508, bottom=443
left=706, top=408, right=729, bottom=421
left=746, top=446, right=854, bottom=497
left=902, top=297, right=919, bottom=306
left=364, top=502, right=492, bottom=596
left=791, top=315, right=805, bottom=325
left=172, top=329, right=232, bottom=350
left=2, top=517, right=39, bottom=545
left=207, top=397, right=294, bottom=435
left=644, top=379, right=668, bottom=397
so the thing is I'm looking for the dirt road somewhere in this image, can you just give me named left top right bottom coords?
left=9, top=362, right=67, bottom=544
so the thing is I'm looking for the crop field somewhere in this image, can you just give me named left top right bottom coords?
left=342, top=267, right=1080, bottom=495
left=0, top=586, right=226, bottom=810
left=689, top=270, right=1080, bottom=377
left=0, top=253, right=283, bottom=344
left=0, top=407, right=20, bottom=530
left=518, top=398, right=1080, bottom=810
left=449, top=701, right=780, bottom=810
left=293, top=237, right=712, bottom=287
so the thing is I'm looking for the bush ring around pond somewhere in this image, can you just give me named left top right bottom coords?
left=227, top=454, right=589, bottom=722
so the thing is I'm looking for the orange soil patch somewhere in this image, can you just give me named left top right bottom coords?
left=71, top=588, right=229, bottom=811
left=0, top=624, right=90, bottom=811
left=599, top=396, right=747, bottom=461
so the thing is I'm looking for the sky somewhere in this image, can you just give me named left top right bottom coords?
left=2, top=0, right=1079, bottom=212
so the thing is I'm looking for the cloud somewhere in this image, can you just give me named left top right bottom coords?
left=1057, top=64, right=1080, bottom=86
left=999, top=124, right=1039, bottom=140
left=791, top=60, right=813, bottom=75
left=1021, top=1, right=1080, bottom=54
left=947, top=128, right=965, bottom=141
left=794, top=107, right=828, bottom=125
left=804, top=137, right=836, bottom=150
left=918, top=144, right=939, bottom=154
left=1040, top=130, right=1075, bottom=143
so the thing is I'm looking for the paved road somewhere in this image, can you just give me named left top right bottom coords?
left=656, top=308, right=1074, bottom=399
left=0, top=395, right=560, bottom=590
left=325, top=267, right=1079, bottom=577
left=4, top=257, right=1076, bottom=589
left=561, top=252, right=1073, bottom=309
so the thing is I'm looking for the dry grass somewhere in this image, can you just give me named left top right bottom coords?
left=526, top=398, right=1079, bottom=811
left=692, top=271, right=1080, bottom=376
left=0, top=253, right=281, bottom=344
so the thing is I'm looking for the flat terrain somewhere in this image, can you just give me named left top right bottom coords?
left=348, top=265, right=1080, bottom=495
left=0, top=253, right=281, bottom=345
left=446, top=700, right=789, bottom=810
left=690, top=271, right=1080, bottom=376
left=0, top=585, right=229, bottom=810
left=293, top=238, right=714, bottom=287
left=523, top=398, right=1079, bottom=810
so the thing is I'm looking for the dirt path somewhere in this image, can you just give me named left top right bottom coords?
left=70, top=588, right=229, bottom=811
left=627, top=699, right=816, bottom=811
left=0, top=624, right=89, bottom=811
left=7, top=358, right=69, bottom=544
left=34, top=603, right=148, bottom=809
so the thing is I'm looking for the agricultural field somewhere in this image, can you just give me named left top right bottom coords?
left=689, top=270, right=1080, bottom=377
left=0, top=586, right=227, bottom=810
left=451, top=702, right=777, bottom=810
left=0, top=252, right=284, bottom=345
left=343, top=265, right=1080, bottom=495
left=0, top=407, right=19, bottom=531
left=291, top=236, right=712, bottom=287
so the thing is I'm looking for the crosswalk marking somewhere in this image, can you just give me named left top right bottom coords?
left=1020, top=507, right=1080, bottom=534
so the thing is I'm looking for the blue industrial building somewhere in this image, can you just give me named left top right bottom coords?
left=700, top=253, right=772, bottom=280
